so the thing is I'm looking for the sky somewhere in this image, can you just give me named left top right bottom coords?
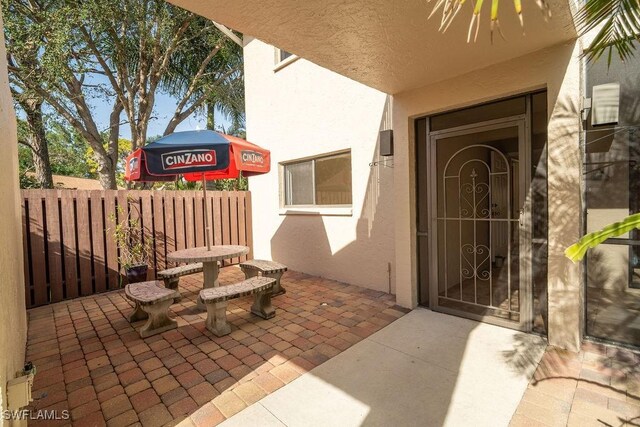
left=14, top=68, right=235, bottom=147
left=89, top=78, right=233, bottom=141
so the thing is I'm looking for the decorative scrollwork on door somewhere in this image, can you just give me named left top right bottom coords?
left=461, top=243, right=491, bottom=280
left=460, top=169, right=490, bottom=219
left=439, top=144, right=512, bottom=308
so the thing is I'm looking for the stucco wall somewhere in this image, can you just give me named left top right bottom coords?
left=245, top=35, right=584, bottom=350
left=244, top=37, right=396, bottom=293
left=392, top=41, right=583, bottom=350
left=0, top=11, right=28, bottom=424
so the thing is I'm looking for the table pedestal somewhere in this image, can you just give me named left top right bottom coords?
left=198, top=261, right=220, bottom=310
left=167, top=245, right=249, bottom=312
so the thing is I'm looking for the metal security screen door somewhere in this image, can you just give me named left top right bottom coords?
left=428, top=118, right=533, bottom=330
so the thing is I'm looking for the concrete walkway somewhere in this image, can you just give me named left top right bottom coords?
left=220, top=308, right=546, bottom=427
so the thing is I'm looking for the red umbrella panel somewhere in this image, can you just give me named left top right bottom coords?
left=124, top=149, right=176, bottom=182
left=124, top=132, right=270, bottom=182
left=123, top=130, right=271, bottom=250
left=182, top=134, right=271, bottom=181
left=124, top=130, right=231, bottom=182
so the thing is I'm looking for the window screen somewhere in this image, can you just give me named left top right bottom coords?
left=283, top=152, right=352, bottom=206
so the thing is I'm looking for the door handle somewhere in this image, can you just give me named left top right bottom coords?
left=519, top=208, right=524, bottom=227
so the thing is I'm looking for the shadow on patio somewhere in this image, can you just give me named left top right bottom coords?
left=25, top=267, right=408, bottom=427
left=509, top=338, right=640, bottom=426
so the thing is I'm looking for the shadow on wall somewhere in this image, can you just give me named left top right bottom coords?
left=581, top=50, right=640, bottom=347
left=544, top=62, right=583, bottom=349
left=270, top=96, right=395, bottom=293
left=266, top=45, right=587, bottom=424
left=262, top=48, right=581, bottom=422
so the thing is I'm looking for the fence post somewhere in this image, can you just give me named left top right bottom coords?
left=21, top=189, right=253, bottom=307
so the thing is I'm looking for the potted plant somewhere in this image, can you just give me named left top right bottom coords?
left=110, top=200, right=153, bottom=284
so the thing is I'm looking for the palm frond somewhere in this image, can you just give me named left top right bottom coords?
left=576, top=0, right=640, bottom=65
left=427, top=0, right=550, bottom=43
left=565, top=213, right=640, bottom=263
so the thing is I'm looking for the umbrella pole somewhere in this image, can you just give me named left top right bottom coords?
left=202, top=174, right=211, bottom=250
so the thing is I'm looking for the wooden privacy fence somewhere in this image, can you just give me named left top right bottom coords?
left=21, top=189, right=253, bottom=309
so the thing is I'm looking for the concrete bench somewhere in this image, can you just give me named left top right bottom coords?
left=125, top=280, right=179, bottom=338
left=239, top=260, right=288, bottom=296
left=157, top=263, right=205, bottom=301
left=199, top=277, right=276, bottom=337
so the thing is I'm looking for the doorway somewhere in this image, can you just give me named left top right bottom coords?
left=416, top=93, right=548, bottom=332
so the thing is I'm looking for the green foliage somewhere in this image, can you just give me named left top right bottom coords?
left=153, top=176, right=248, bottom=191
left=566, top=214, right=640, bottom=262
left=17, top=141, right=39, bottom=189
left=86, top=136, right=132, bottom=186
left=576, top=0, right=640, bottom=65
left=17, top=119, right=38, bottom=188
left=155, top=179, right=199, bottom=191
left=47, top=122, right=96, bottom=178
left=4, top=0, right=245, bottom=189
left=19, top=170, right=40, bottom=189
left=427, top=0, right=638, bottom=64
left=208, top=176, right=248, bottom=191
left=17, top=118, right=96, bottom=184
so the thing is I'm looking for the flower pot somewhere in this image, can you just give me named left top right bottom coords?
left=126, top=264, right=148, bottom=284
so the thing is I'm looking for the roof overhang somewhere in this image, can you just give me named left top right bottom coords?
left=168, top=0, right=577, bottom=94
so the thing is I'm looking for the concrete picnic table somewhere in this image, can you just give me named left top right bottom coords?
left=167, top=245, right=249, bottom=308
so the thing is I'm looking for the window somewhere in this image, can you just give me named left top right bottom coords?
left=278, top=49, right=293, bottom=62
left=584, top=50, right=640, bottom=348
left=283, top=152, right=352, bottom=207
left=274, top=48, right=298, bottom=71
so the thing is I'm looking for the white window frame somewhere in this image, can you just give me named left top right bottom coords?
left=279, top=150, right=353, bottom=216
left=274, top=47, right=299, bottom=72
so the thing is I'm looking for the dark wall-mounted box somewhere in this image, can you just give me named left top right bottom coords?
left=380, top=130, right=393, bottom=157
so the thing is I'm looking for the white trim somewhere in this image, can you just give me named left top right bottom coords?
left=210, top=21, right=243, bottom=47
left=279, top=207, right=353, bottom=216
left=280, top=149, right=351, bottom=165
left=274, top=48, right=299, bottom=72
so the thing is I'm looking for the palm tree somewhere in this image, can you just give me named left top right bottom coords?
left=160, top=22, right=245, bottom=137
left=428, top=0, right=640, bottom=64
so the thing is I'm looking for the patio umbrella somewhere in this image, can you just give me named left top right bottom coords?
left=124, top=130, right=270, bottom=250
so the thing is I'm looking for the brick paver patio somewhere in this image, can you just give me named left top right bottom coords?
left=25, top=267, right=407, bottom=427
left=512, top=341, right=640, bottom=426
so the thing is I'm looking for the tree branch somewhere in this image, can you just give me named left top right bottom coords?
left=17, top=139, right=36, bottom=151
left=171, top=45, right=220, bottom=116
left=163, top=92, right=207, bottom=136
left=78, top=26, right=129, bottom=108
left=151, top=16, right=194, bottom=81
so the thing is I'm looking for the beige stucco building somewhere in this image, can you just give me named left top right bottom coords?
left=244, top=38, right=395, bottom=294
left=166, top=0, right=596, bottom=350
left=1, top=2, right=639, bottom=418
left=169, top=0, right=640, bottom=353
